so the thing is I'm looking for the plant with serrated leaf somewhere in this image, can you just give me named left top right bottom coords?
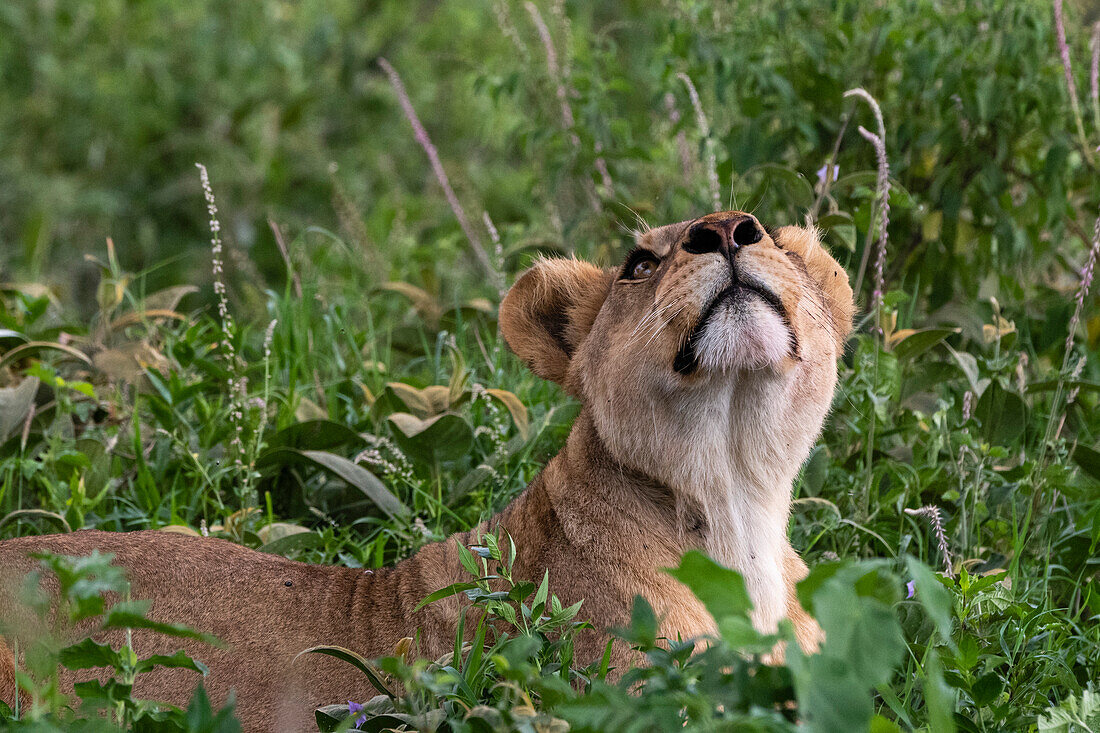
left=1039, top=684, right=1100, bottom=733
left=0, top=550, right=237, bottom=731
left=313, top=531, right=586, bottom=732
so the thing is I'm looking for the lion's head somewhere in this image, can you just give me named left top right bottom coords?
left=500, top=211, right=853, bottom=510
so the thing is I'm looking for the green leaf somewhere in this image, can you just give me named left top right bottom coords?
left=0, top=377, right=39, bottom=443
left=103, top=601, right=224, bottom=646
left=1072, top=444, right=1100, bottom=483
left=746, top=163, right=815, bottom=209
left=457, top=542, right=480, bottom=576
left=665, top=551, right=752, bottom=623
left=716, top=614, right=767, bottom=650
left=387, top=411, right=475, bottom=463
left=964, top=570, right=1007, bottom=596
left=72, top=678, right=132, bottom=707
left=869, top=715, right=902, bottom=733
left=1027, top=379, right=1100, bottom=394
left=58, top=637, right=123, bottom=671
left=905, top=556, right=957, bottom=653
left=948, top=347, right=982, bottom=395
left=414, top=582, right=479, bottom=612
left=625, top=596, right=658, bottom=647
left=974, top=382, right=1027, bottom=446
left=257, top=448, right=408, bottom=520
left=134, top=649, right=209, bottom=676
left=971, top=672, right=1005, bottom=707
left=485, top=388, right=530, bottom=439
left=532, top=570, right=550, bottom=612
left=814, top=581, right=904, bottom=687
left=0, top=341, right=93, bottom=371
left=922, top=654, right=957, bottom=733
left=314, top=705, right=348, bottom=732
left=800, top=559, right=840, bottom=611
left=509, top=580, right=536, bottom=604
left=295, top=645, right=396, bottom=699
left=186, top=684, right=242, bottom=733
left=1039, top=685, right=1100, bottom=732
left=264, top=420, right=364, bottom=451
left=788, top=562, right=906, bottom=733
left=890, top=327, right=959, bottom=361
left=797, top=445, right=830, bottom=497
left=817, top=211, right=856, bottom=251
left=258, top=530, right=324, bottom=557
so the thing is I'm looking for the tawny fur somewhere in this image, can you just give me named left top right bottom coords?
left=0, top=212, right=852, bottom=731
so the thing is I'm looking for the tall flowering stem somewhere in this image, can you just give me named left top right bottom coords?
left=665, top=92, right=693, bottom=181
left=844, top=88, right=890, bottom=322
left=1033, top=201, right=1100, bottom=525
left=524, top=2, right=611, bottom=203
left=1054, top=0, right=1093, bottom=159
left=241, top=318, right=279, bottom=511
left=493, top=1, right=529, bottom=63
left=905, top=505, right=954, bottom=577
left=1052, top=201, right=1100, bottom=443
left=1065, top=205, right=1100, bottom=358
left=525, top=2, right=576, bottom=145
left=482, top=211, right=507, bottom=299
left=677, top=72, right=722, bottom=212
left=196, top=163, right=250, bottom=503
left=843, top=89, right=891, bottom=518
left=377, top=58, right=499, bottom=287
left=859, top=126, right=891, bottom=321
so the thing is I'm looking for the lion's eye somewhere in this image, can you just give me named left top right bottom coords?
left=630, top=257, right=657, bottom=280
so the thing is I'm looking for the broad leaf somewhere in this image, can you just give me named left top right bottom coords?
left=264, top=420, right=363, bottom=451
left=889, top=327, right=959, bottom=360
left=103, top=601, right=224, bottom=646
left=485, top=388, right=530, bottom=439
left=0, top=377, right=38, bottom=443
left=257, top=448, right=408, bottom=520
left=665, top=551, right=752, bottom=622
left=388, top=411, right=474, bottom=463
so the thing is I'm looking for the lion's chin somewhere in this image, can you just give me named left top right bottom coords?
left=688, top=296, right=793, bottom=374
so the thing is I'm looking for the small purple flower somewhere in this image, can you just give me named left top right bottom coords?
left=906, top=580, right=916, bottom=599
left=816, top=163, right=839, bottom=184
left=348, top=701, right=367, bottom=728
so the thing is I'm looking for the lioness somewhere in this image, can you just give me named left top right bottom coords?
left=0, top=211, right=853, bottom=730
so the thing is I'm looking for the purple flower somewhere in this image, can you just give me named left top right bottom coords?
left=816, top=163, right=839, bottom=184
left=348, top=701, right=367, bottom=728
left=906, top=580, right=916, bottom=599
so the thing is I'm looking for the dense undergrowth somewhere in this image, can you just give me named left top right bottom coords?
left=2, top=0, right=1100, bottom=730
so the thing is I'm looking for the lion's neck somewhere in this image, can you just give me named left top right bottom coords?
left=581, top=371, right=819, bottom=634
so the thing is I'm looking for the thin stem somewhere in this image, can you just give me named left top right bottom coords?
left=1054, top=0, right=1094, bottom=161
left=676, top=72, right=722, bottom=212
left=1090, top=21, right=1100, bottom=134
left=844, top=89, right=891, bottom=328
left=377, top=58, right=499, bottom=287
left=810, top=110, right=852, bottom=221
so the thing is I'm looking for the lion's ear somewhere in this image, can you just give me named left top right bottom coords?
left=499, top=257, right=612, bottom=386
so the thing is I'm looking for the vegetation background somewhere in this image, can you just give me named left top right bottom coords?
left=1, top=0, right=1099, bottom=730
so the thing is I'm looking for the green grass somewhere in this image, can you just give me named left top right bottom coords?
left=2, top=0, right=1100, bottom=730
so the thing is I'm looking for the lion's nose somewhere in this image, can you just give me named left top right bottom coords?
left=683, top=215, right=764, bottom=257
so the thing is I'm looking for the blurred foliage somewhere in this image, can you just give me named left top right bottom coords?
left=1, top=551, right=239, bottom=731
